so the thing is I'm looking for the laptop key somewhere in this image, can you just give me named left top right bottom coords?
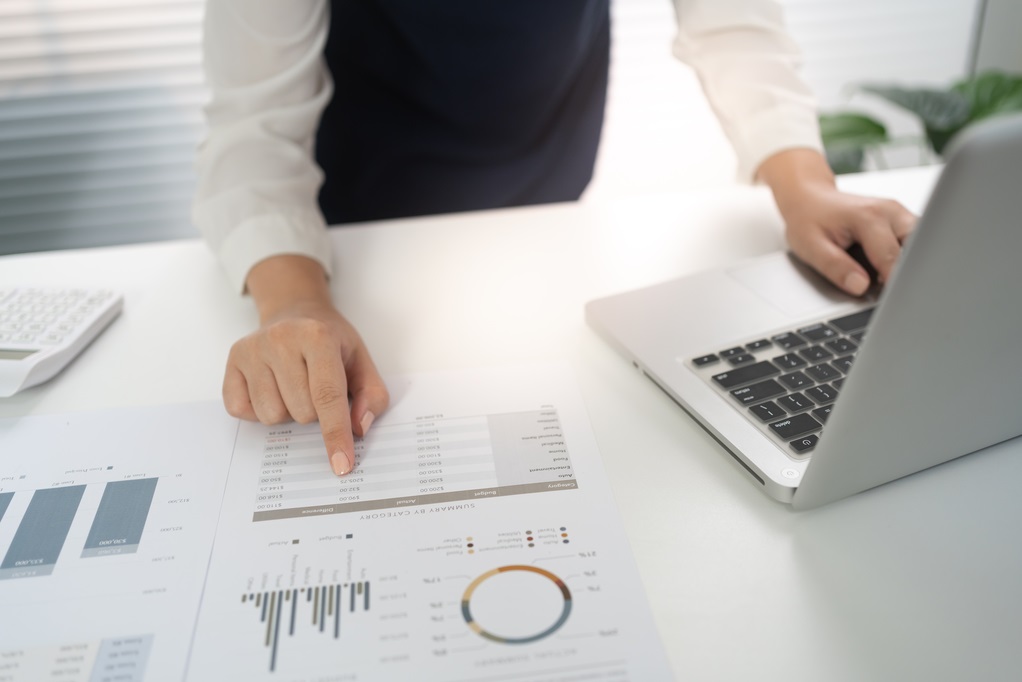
left=750, top=400, right=786, bottom=422
left=720, top=346, right=745, bottom=358
left=812, top=405, right=833, bottom=424
left=805, top=384, right=838, bottom=405
left=833, top=377, right=846, bottom=390
left=798, top=345, right=833, bottom=362
left=830, top=307, right=875, bottom=333
left=746, top=339, right=772, bottom=351
left=693, top=354, right=720, bottom=367
left=825, top=337, right=858, bottom=355
left=789, top=433, right=819, bottom=453
left=778, top=392, right=813, bottom=412
left=730, top=379, right=785, bottom=405
left=798, top=323, right=838, bottom=341
left=712, top=361, right=779, bottom=389
left=770, top=413, right=822, bottom=439
left=728, top=353, right=756, bottom=366
left=806, top=363, right=840, bottom=382
left=771, top=332, right=806, bottom=349
left=772, top=353, right=806, bottom=370
left=779, top=371, right=812, bottom=390
left=832, top=356, right=855, bottom=373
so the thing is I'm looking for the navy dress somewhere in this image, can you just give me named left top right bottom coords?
left=315, top=0, right=611, bottom=224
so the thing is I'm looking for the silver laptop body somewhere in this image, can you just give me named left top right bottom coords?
left=585, top=114, right=1022, bottom=509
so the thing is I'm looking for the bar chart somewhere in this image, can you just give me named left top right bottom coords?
left=0, top=478, right=158, bottom=580
left=0, top=401, right=247, bottom=682
left=0, top=485, right=85, bottom=579
left=244, top=581, right=372, bottom=673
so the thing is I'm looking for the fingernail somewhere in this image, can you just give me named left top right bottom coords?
left=844, top=272, right=870, bottom=295
left=359, top=411, right=376, bottom=435
left=330, top=450, right=352, bottom=476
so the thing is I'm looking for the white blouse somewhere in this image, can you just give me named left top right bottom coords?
left=194, top=0, right=823, bottom=292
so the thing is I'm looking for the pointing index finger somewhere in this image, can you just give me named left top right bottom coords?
left=305, top=345, right=355, bottom=476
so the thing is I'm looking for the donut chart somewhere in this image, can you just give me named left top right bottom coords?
left=460, top=565, right=572, bottom=644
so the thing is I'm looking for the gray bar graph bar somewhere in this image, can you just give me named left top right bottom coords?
left=0, top=485, right=86, bottom=580
left=82, top=478, right=158, bottom=558
left=0, top=492, right=12, bottom=523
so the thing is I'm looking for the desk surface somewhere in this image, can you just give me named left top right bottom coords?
left=3, top=166, right=1020, bottom=681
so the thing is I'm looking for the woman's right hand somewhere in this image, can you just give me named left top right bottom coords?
left=223, top=255, right=389, bottom=476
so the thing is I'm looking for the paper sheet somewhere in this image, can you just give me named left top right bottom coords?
left=0, top=366, right=672, bottom=681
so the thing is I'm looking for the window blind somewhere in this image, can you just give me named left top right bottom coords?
left=0, top=0, right=206, bottom=255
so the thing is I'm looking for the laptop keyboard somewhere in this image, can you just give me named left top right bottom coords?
left=689, top=307, right=875, bottom=457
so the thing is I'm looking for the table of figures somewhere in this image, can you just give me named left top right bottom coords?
left=254, top=409, right=577, bottom=521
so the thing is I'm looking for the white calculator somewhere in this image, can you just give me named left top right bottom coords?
left=0, top=287, right=123, bottom=397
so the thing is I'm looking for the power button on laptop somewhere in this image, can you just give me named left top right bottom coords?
left=781, top=468, right=801, bottom=480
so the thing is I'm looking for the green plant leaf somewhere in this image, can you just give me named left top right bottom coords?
left=860, top=85, right=972, bottom=131
left=824, top=146, right=866, bottom=175
left=952, top=70, right=1022, bottom=120
left=818, top=113, right=886, bottom=174
left=819, top=113, right=888, bottom=146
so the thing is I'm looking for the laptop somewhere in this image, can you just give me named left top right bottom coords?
left=585, top=114, right=1022, bottom=509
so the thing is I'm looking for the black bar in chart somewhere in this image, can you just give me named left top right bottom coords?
left=244, top=581, right=371, bottom=672
left=82, top=478, right=159, bottom=558
left=0, top=485, right=86, bottom=580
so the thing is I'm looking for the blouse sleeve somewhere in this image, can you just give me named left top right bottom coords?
left=671, top=0, right=824, bottom=182
left=193, top=0, right=334, bottom=293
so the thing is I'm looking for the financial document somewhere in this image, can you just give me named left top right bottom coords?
left=0, top=366, right=672, bottom=681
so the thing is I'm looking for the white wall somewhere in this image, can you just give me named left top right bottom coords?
left=586, top=0, right=983, bottom=200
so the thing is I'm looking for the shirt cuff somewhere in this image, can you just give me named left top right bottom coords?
left=216, top=212, right=334, bottom=293
left=731, top=104, right=824, bottom=183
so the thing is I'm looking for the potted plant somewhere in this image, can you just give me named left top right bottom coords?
left=819, top=70, right=1022, bottom=174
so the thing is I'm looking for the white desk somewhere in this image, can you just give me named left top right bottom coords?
left=3, top=166, right=1020, bottom=681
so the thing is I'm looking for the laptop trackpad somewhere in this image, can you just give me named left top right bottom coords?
left=726, top=252, right=853, bottom=319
